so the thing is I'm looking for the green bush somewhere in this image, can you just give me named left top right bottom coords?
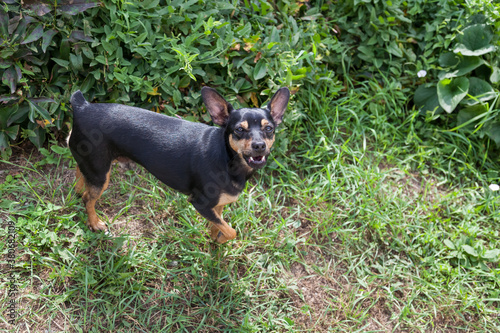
left=325, top=0, right=465, bottom=82
left=0, top=0, right=326, bottom=157
left=325, top=0, right=500, bottom=150
left=414, top=5, right=500, bottom=147
left=0, top=0, right=499, bottom=159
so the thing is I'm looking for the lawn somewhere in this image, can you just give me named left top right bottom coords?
left=1, top=81, right=499, bottom=332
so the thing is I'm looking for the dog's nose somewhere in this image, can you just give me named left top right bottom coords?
left=252, top=141, right=266, bottom=153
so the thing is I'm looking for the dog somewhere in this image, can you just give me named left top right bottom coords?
left=68, top=87, right=290, bottom=243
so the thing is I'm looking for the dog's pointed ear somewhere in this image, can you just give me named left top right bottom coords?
left=267, top=87, right=290, bottom=125
left=201, top=87, right=234, bottom=127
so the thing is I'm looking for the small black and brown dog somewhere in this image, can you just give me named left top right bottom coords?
left=68, top=87, right=290, bottom=243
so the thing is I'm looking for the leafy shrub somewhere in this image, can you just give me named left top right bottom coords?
left=1, top=0, right=499, bottom=160
left=326, top=0, right=500, bottom=149
left=0, top=0, right=101, bottom=157
left=414, top=6, right=500, bottom=147
left=325, top=0, right=466, bottom=83
left=0, top=0, right=328, bottom=158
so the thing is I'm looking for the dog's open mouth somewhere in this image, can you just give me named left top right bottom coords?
left=246, top=155, right=267, bottom=168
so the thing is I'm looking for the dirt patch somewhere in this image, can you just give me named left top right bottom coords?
left=283, top=247, right=349, bottom=331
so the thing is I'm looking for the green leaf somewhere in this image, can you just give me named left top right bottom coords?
left=113, top=72, right=127, bottom=83
left=7, top=105, right=28, bottom=126
left=414, top=85, right=442, bottom=114
left=70, top=53, right=83, bottom=71
left=462, top=245, right=477, bottom=257
left=142, top=0, right=160, bottom=9
left=438, top=56, right=483, bottom=80
left=454, top=57, right=484, bottom=76
left=2, top=66, right=17, bottom=94
left=27, top=124, right=46, bottom=148
left=437, top=77, right=469, bottom=113
left=454, top=24, right=496, bottom=56
left=462, top=77, right=496, bottom=105
left=486, top=122, right=500, bottom=146
left=237, top=22, right=252, bottom=37
left=52, top=58, right=70, bottom=69
left=29, top=97, right=55, bottom=104
left=21, top=24, right=44, bottom=44
left=51, top=145, right=68, bottom=154
left=42, top=29, right=57, bottom=53
left=443, top=239, right=455, bottom=250
left=387, top=41, right=402, bottom=57
left=81, top=46, right=94, bottom=60
left=101, top=40, right=116, bottom=53
left=28, top=100, right=52, bottom=122
left=0, top=132, right=9, bottom=150
left=483, top=249, right=500, bottom=260
left=58, top=3, right=99, bottom=15
left=490, top=66, right=500, bottom=84
left=454, top=44, right=496, bottom=56
left=457, top=104, right=487, bottom=128
left=4, top=125, right=19, bottom=140
left=439, top=52, right=460, bottom=67
left=0, top=105, right=10, bottom=127
left=253, top=60, right=267, bottom=80
left=358, top=45, right=374, bottom=58
left=0, top=10, right=8, bottom=36
left=80, top=75, right=96, bottom=93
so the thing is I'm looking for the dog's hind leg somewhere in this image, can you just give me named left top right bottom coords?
left=81, top=168, right=111, bottom=232
left=75, top=165, right=86, bottom=195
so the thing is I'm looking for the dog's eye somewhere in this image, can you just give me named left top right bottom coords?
left=235, top=127, right=245, bottom=133
left=265, top=126, right=274, bottom=132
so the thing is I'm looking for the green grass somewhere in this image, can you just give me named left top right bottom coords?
left=1, top=79, right=500, bottom=332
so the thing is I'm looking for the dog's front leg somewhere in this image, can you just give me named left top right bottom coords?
left=191, top=200, right=236, bottom=243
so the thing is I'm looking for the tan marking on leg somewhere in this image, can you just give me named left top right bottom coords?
left=218, top=193, right=239, bottom=206
left=82, top=185, right=107, bottom=232
left=210, top=205, right=236, bottom=244
left=75, top=165, right=85, bottom=195
left=101, top=169, right=111, bottom=192
left=210, top=206, right=224, bottom=241
left=210, top=223, right=220, bottom=241
left=81, top=168, right=111, bottom=232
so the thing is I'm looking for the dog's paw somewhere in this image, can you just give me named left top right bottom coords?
left=88, top=219, right=108, bottom=233
left=217, top=228, right=236, bottom=244
left=216, top=231, right=228, bottom=243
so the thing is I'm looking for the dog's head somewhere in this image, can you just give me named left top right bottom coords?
left=202, top=87, right=290, bottom=169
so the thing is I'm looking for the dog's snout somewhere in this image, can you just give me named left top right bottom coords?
left=252, top=141, right=266, bottom=153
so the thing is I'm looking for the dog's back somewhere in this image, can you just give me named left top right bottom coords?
left=69, top=91, right=226, bottom=194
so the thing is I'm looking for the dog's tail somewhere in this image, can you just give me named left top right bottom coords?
left=70, top=90, right=88, bottom=109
